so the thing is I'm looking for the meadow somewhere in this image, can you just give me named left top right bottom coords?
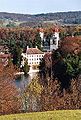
left=0, top=110, right=81, bottom=120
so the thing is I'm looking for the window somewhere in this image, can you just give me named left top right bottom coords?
left=53, top=39, right=56, bottom=45
left=39, top=58, right=42, bottom=60
left=39, top=55, right=41, bottom=57
left=34, top=58, right=36, bottom=61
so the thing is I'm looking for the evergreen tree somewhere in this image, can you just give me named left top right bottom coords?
left=33, top=33, right=42, bottom=50
left=13, top=45, right=22, bottom=67
left=23, top=60, right=29, bottom=75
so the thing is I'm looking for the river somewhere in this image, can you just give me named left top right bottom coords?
left=15, top=72, right=37, bottom=90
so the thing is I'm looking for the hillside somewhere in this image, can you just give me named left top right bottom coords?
left=0, top=11, right=81, bottom=27
left=0, top=110, right=81, bottom=120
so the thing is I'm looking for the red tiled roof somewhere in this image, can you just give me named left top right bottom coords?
left=38, top=28, right=44, bottom=32
left=55, top=27, right=59, bottom=32
left=52, top=26, right=60, bottom=32
left=26, top=48, right=44, bottom=54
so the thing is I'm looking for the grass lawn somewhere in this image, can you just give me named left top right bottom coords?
left=0, top=110, right=81, bottom=120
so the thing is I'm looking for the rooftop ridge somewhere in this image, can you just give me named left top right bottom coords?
left=26, top=47, right=44, bottom=54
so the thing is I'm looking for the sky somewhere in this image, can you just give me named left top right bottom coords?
left=0, top=0, right=81, bottom=14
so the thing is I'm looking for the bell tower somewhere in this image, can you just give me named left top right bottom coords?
left=50, top=26, right=60, bottom=51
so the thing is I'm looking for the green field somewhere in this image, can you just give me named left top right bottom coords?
left=0, top=110, right=81, bottom=120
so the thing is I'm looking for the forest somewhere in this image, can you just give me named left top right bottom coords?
left=0, top=25, right=81, bottom=114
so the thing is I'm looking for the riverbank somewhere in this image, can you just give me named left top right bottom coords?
left=15, top=69, right=40, bottom=75
left=15, top=72, right=24, bottom=75
left=0, top=110, right=81, bottom=120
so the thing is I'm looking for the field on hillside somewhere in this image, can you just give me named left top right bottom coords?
left=0, top=110, right=81, bottom=120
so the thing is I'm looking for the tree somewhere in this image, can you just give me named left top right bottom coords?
left=24, top=75, right=43, bottom=112
left=63, top=54, right=81, bottom=78
left=6, top=22, right=16, bottom=28
left=23, top=60, right=29, bottom=75
left=0, top=64, right=22, bottom=115
left=60, top=36, right=81, bottom=55
left=52, top=47, right=81, bottom=90
left=13, top=45, right=22, bottom=67
left=34, top=32, right=42, bottom=50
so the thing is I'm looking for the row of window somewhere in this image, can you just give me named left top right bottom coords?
left=28, top=62, right=39, bottom=65
left=28, top=58, right=42, bottom=61
left=27, top=55, right=44, bottom=58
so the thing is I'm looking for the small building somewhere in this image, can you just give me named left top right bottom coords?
left=21, top=46, right=44, bottom=71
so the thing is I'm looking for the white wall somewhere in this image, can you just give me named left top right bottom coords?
left=27, top=54, right=44, bottom=65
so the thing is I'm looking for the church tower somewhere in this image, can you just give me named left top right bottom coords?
left=50, top=27, right=60, bottom=51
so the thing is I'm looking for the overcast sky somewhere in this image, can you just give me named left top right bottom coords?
left=0, top=0, right=81, bottom=14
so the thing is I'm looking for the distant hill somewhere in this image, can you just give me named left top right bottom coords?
left=0, top=11, right=81, bottom=27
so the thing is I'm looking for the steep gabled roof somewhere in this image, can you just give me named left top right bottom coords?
left=26, top=48, right=44, bottom=54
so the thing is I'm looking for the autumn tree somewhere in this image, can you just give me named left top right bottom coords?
left=60, top=36, right=81, bottom=55
left=40, top=75, right=81, bottom=111
left=0, top=64, right=22, bottom=115
left=22, top=75, right=43, bottom=112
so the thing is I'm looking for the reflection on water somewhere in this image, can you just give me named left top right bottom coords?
left=15, top=75, right=31, bottom=90
left=15, top=73, right=37, bottom=90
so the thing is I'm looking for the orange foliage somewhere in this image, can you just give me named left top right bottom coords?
left=60, top=36, right=81, bottom=54
left=41, top=78, right=81, bottom=111
left=0, top=64, right=22, bottom=115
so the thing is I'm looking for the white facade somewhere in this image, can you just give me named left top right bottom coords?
left=39, top=32, right=44, bottom=40
left=50, top=31, right=60, bottom=51
left=21, top=47, right=44, bottom=69
left=27, top=54, right=44, bottom=66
